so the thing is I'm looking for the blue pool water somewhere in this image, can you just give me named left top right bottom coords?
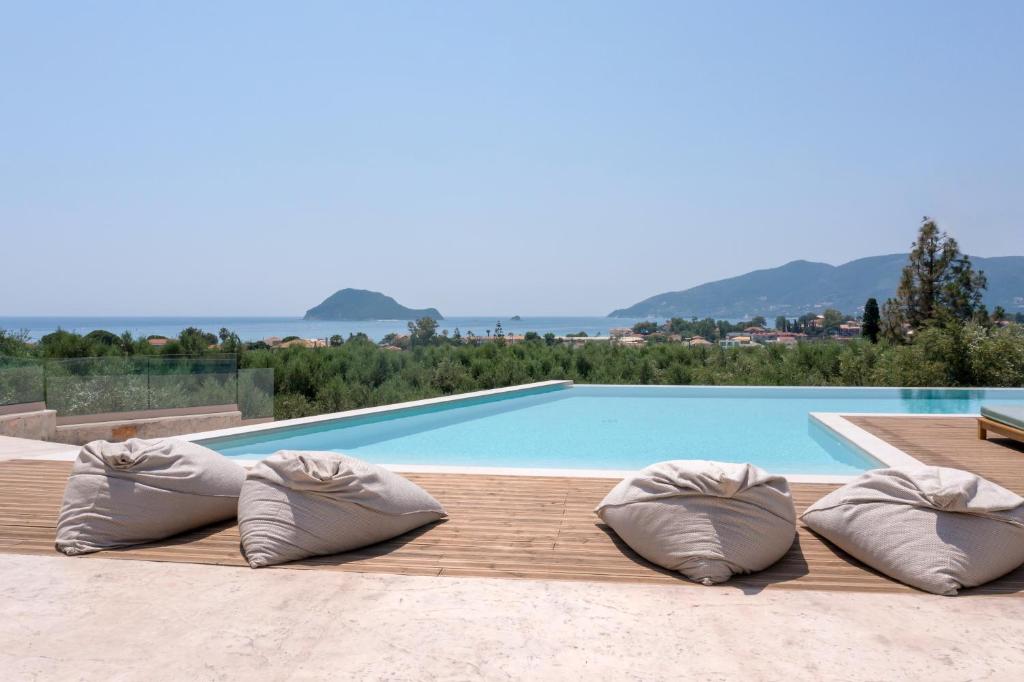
left=206, top=385, right=1024, bottom=475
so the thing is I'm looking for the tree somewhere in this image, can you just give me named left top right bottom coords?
left=84, top=329, right=120, bottom=346
left=119, top=330, right=136, bottom=354
left=632, top=321, right=659, bottom=335
left=380, top=332, right=403, bottom=348
left=179, top=327, right=217, bottom=355
left=749, top=316, right=767, bottom=328
left=407, top=317, right=438, bottom=346
left=775, top=316, right=788, bottom=333
left=942, top=254, right=988, bottom=324
left=862, top=298, right=881, bottom=343
left=880, top=299, right=905, bottom=343
left=895, top=217, right=987, bottom=329
left=0, top=328, right=32, bottom=356
left=329, top=334, right=344, bottom=347
left=821, top=309, right=845, bottom=334
left=219, top=329, right=242, bottom=354
left=993, top=306, right=1007, bottom=323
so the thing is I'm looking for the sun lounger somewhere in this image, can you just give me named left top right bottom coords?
left=978, top=405, right=1024, bottom=445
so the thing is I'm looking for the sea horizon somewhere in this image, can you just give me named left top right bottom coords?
left=0, top=315, right=648, bottom=343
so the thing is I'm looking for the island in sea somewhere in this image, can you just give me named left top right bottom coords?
left=303, top=288, right=444, bottom=321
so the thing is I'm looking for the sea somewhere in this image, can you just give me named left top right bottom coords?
left=0, top=316, right=647, bottom=343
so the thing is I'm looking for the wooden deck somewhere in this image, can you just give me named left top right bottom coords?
left=2, top=415, right=1023, bottom=594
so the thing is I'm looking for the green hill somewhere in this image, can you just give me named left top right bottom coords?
left=304, top=289, right=443, bottom=321
left=609, top=254, right=1024, bottom=319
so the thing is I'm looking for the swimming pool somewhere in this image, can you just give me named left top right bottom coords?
left=199, top=383, right=1024, bottom=476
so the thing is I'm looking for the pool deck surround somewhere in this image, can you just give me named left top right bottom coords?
left=2, top=416, right=1024, bottom=595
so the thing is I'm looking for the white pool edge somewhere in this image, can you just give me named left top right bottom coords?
left=808, top=412, right=933, bottom=471
left=183, top=379, right=574, bottom=443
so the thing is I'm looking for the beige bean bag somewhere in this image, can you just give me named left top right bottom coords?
left=595, top=460, right=797, bottom=584
left=801, top=466, right=1024, bottom=595
left=56, top=438, right=246, bottom=555
left=238, top=451, right=447, bottom=568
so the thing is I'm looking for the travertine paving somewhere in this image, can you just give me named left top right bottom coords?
left=2, top=553, right=1023, bottom=681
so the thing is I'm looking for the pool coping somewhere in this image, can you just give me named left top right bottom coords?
left=185, top=379, right=574, bottom=444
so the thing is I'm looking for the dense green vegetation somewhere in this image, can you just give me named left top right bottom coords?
left=238, top=323, right=1022, bottom=418
left=3, top=318, right=1022, bottom=420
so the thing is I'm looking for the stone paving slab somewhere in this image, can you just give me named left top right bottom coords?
left=2, top=554, right=1023, bottom=681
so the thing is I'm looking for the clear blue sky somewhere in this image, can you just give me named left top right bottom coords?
left=2, top=2, right=1021, bottom=316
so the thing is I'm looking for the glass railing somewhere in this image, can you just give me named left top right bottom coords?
left=0, top=357, right=45, bottom=407
left=0, top=355, right=274, bottom=419
left=238, top=368, right=275, bottom=419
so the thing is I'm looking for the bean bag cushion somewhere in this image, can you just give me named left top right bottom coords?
left=595, top=460, right=797, bottom=584
left=238, top=451, right=447, bottom=568
left=56, top=438, right=246, bottom=556
left=801, top=466, right=1024, bottom=595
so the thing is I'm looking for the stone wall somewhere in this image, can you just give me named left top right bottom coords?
left=53, top=411, right=243, bottom=445
left=0, top=409, right=57, bottom=441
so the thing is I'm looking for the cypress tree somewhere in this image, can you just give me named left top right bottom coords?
left=862, top=298, right=881, bottom=343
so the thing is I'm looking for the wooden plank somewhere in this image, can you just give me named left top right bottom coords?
left=1, top=416, right=1023, bottom=595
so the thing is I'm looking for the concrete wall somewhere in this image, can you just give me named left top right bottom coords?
left=53, top=411, right=243, bottom=446
left=0, top=409, right=57, bottom=441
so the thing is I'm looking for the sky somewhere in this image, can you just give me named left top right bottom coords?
left=2, top=2, right=1022, bottom=317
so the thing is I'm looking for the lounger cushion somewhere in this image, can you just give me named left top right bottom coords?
left=238, top=451, right=447, bottom=568
left=55, top=438, right=246, bottom=555
left=981, top=405, right=1024, bottom=431
left=595, top=460, right=797, bottom=585
left=801, top=467, right=1024, bottom=595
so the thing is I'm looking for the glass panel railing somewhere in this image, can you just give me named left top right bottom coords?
left=44, top=357, right=149, bottom=416
left=146, top=355, right=238, bottom=376
left=0, top=357, right=45, bottom=407
left=147, top=372, right=238, bottom=410
left=238, top=368, right=275, bottom=419
left=38, top=355, right=274, bottom=418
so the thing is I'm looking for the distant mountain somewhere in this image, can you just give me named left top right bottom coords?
left=304, top=289, right=443, bottom=321
left=609, top=254, right=1024, bottom=320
